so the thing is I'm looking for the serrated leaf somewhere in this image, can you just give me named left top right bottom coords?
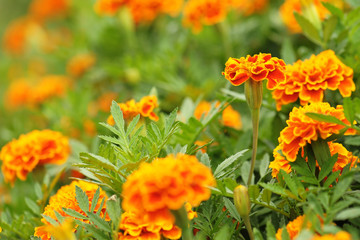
left=62, top=208, right=88, bottom=220
left=318, top=154, right=338, bottom=181
left=83, top=223, right=108, bottom=240
left=34, top=182, right=43, bottom=199
left=75, top=186, right=90, bottom=213
left=110, top=101, right=125, bottom=134
left=254, top=228, right=264, bottom=240
left=214, top=224, right=231, bottom=240
left=335, top=207, right=360, bottom=220
left=106, top=195, right=121, bottom=227
left=248, top=185, right=260, bottom=201
left=331, top=172, right=354, bottom=204
left=87, top=212, right=111, bottom=232
left=260, top=154, right=270, bottom=178
left=126, top=114, right=140, bottom=137
left=261, top=189, right=272, bottom=204
left=90, top=188, right=100, bottom=213
left=305, top=112, right=348, bottom=126
left=223, top=198, right=241, bottom=222
left=323, top=15, right=338, bottom=44
left=322, top=2, right=344, bottom=19
left=259, top=183, right=299, bottom=201
left=280, top=170, right=299, bottom=198
left=266, top=220, right=276, bottom=240
left=25, top=197, right=40, bottom=214
left=214, top=150, right=247, bottom=179
left=42, top=214, right=59, bottom=226
left=323, top=171, right=340, bottom=188
left=54, top=211, right=65, bottom=223
left=294, top=12, right=323, bottom=47
left=343, top=98, right=355, bottom=124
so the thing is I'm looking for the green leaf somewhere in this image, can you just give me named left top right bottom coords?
left=214, top=224, right=231, bottom=240
left=106, top=195, right=122, bottom=228
left=323, top=171, right=340, bottom=188
left=305, top=112, right=348, bottom=127
left=280, top=38, right=296, bottom=64
left=254, top=228, right=264, bottom=240
left=223, top=197, right=241, bottom=222
left=318, top=154, right=338, bottom=181
left=335, top=207, right=360, bottom=220
left=331, top=172, right=354, bottom=204
left=323, top=15, right=338, bottom=44
left=87, top=212, right=111, bottom=232
left=259, top=182, right=299, bottom=201
left=322, top=2, right=344, bottom=19
left=83, top=223, right=109, bottom=240
left=266, top=220, right=276, bottom=240
left=345, top=136, right=360, bottom=146
left=214, top=149, right=248, bottom=179
left=248, top=185, right=260, bottom=201
left=25, top=198, right=40, bottom=215
left=110, top=100, right=125, bottom=135
left=126, top=114, right=140, bottom=137
left=343, top=98, right=355, bottom=124
left=54, top=211, right=65, bottom=224
left=75, top=185, right=90, bottom=213
left=280, top=170, right=299, bottom=198
left=261, top=189, right=272, bottom=204
left=42, top=214, right=59, bottom=226
left=34, top=182, right=43, bottom=199
left=62, top=208, right=88, bottom=220
left=259, top=154, right=270, bottom=178
left=90, top=188, right=101, bottom=213
left=294, top=12, right=323, bottom=46
left=281, top=226, right=291, bottom=240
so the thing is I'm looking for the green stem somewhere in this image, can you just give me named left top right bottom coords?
left=243, top=217, right=254, bottom=240
left=252, top=201, right=290, bottom=217
left=247, top=107, right=260, bottom=186
left=171, top=205, right=193, bottom=240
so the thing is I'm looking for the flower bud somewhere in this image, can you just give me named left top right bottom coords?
left=244, top=79, right=263, bottom=110
left=233, top=185, right=251, bottom=219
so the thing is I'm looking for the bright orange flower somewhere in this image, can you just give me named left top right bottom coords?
left=280, top=0, right=344, bottom=33
left=66, top=53, right=96, bottom=78
left=222, top=53, right=286, bottom=90
left=183, top=0, right=228, bottom=33
left=34, top=181, right=108, bottom=240
left=278, top=102, right=354, bottom=162
left=227, top=0, right=268, bottom=15
left=0, top=130, right=70, bottom=184
left=270, top=141, right=358, bottom=178
left=97, top=92, right=119, bottom=112
left=122, top=154, right=215, bottom=225
left=2, top=18, right=30, bottom=55
left=5, top=79, right=33, bottom=109
left=94, top=0, right=126, bottom=15
left=107, top=95, right=159, bottom=125
left=272, top=50, right=355, bottom=110
left=276, top=215, right=310, bottom=240
left=83, top=119, right=97, bottom=137
left=29, top=0, right=71, bottom=22
left=194, top=101, right=242, bottom=129
left=311, top=231, right=352, bottom=240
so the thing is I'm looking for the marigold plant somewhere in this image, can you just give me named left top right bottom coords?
left=275, top=215, right=309, bottom=240
left=272, top=50, right=355, bottom=110
left=0, top=130, right=70, bottom=184
left=311, top=231, right=352, bottom=240
left=121, top=154, right=215, bottom=224
left=66, top=53, right=96, bottom=78
left=29, top=0, right=71, bottom=22
left=34, top=181, right=108, bottom=240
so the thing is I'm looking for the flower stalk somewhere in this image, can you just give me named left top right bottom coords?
left=234, top=185, right=254, bottom=240
left=172, top=205, right=193, bottom=240
left=245, top=79, right=263, bottom=186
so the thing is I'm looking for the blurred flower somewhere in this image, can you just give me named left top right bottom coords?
left=270, top=141, right=358, bottom=178
left=66, top=53, right=96, bottom=78
left=0, top=130, right=70, bottom=184
left=94, top=0, right=184, bottom=24
left=194, top=101, right=242, bottom=129
left=97, top=92, right=119, bottom=113
left=2, top=18, right=30, bottom=55
left=227, top=0, right=268, bottom=16
left=34, top=181, right=108, bottom=240
left=311, top=231, right=352, bottom=240
left=276, top=215, right=309, bottom=240
left=29, top=0, right=71, bottom=22
left=83, top=119, right=97, bottom=137
left=5, top=79, right=33, bottom=109
left=182, top=0, right=228, bottom=33
left=280, top=0, right=344, bottom=33
left=36, top=218, right=76, bottom=240
left=122, top=154, right=215, bottom=225
left=222, top=53, right=286, bottom=90
left=272, top=50, right=355, bottom=110
left=107, top=95, right=159, bottom=125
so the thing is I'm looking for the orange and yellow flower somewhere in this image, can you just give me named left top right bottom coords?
left=276, top=215, right=310, bottom=240
left=94, top=0, right=126, bottom=15
left=0, top=130, right=70, bottom=184
left=222, top=53, right=286, bottom=90
left=272, top=50, right=355, bottom=110
left=29, top=0, right=71, bottom=22
left=280, top=0, right=344, bottom=33
left=122, top=154, right=215, bottom=225
left=34, top=181, right=108, bottom=240
left=66, top=53, right=96, bottom=78
left=311, top=231, right=352, bottom=240
left=2, top=18, right=30, bottom=55
left=227, top=0, right=268, bottom=16
left=194, top=101, right=242, bottom=130
left=277, top=102, right=354, bottom=163
left=107, top=95, right=159, bottom=124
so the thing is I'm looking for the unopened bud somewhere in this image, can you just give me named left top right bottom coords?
left=233, top=185, right=251, bottom=219
left=245, top=79, right=263, bottom=110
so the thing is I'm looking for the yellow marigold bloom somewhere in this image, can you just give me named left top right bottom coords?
left=29, top=0, right=71, bottom=22
left=270, top=142, right=358, bottom=178
left=272, top=50, right=355, bottom=110
left=34, top=181, right=108, bottom=240
left=66, top=53, right=96, bottom=78
left=122, top=154, right=215, bottom=225
left=280, top=0, right=343, bottom=33
left=222, top=53, right=286, bottom=90
left=278, top=102, right=354, bottom=162
left=311, top=231, right=352, bottom=240
left=227, top=0, right=269, bottom=16
left=107, top=95, right=159, bottom=125
left=183, top=0, right=228, bottom=33
left=0, top=130, right=70, bottom=184
left=194, top=101, right=242, bottom=130
left=276, top=215, right=310, bottom=240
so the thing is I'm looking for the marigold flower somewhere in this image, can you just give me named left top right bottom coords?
left=222, top=53, right=286, bottom=90
left=29, top=0, right=71, bottom=22
left=270, top=142, right=358, bottom=178
left=97, top=92, right=119, bottom=112
left=107, top=95, right=159, bottom=125
left=5, top=79, right=33, bottom=109
left=94, top=0, right=126, bottom=15
left=194, top=101, right=242, bottom=129
left=34, top=181, right=108, bottom=240
left=0, top=130, right=70, bottom=184
left=122, top=154, right=215, bottom=225
left=35, top=218, right=76, bottom=240
left=278, top=102, right=354, bottom=162
left=275, top=215, right=310, bottom=240
left=227, top=0, right=268, bottom=16
left=280, top=0, right=344, bottom=33
left=311, top=231, right=352, bottom=240
left=182, top=0, right=228, bottom=33
left=66, top=53, right=96, bottom=78
left=272, top=50, right=355, bottom=110
left=2, top=18, right=30, bottom=55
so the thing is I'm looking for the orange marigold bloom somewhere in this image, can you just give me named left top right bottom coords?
left=97, top=92, right=119, bottom=112
left=194, top=101, right=242, bottom=129
left=2, top=18, right=30, bottom=55
left=66, top=53, right=96, bottom=78
left=5, top=79, right=33, bottom=109
left=311, top=231, right=352, bottom=240
left=276, top=215, right=309, bottom=240
left=107, top=95, right=159, bottom=125
left=183, top=0, right=228, bottom=33
left=94, top=0, right=126, bottom=15
left=0, top=130, right=70, bottom=184
left=272, top=50, right=355, bottom=110
left=280, top=0, right=344, bottom=33
left=222, top=53, right=286, bottom=90
left=270, top=141, right=358, bottom=178
left=278, top=102, right=354, bottom=162
left=122, top=154, right=215, bottom=225
left=34, top=181, right=108, bottom=240
left=227, top=0, right=268, bottom=15
left=29, top=0, right=71, bottom=22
